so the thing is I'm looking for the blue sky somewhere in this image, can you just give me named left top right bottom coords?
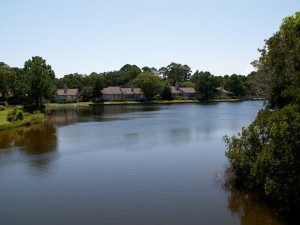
left=1, top=0, right=299, bottom=78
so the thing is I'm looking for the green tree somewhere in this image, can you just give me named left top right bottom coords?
left=103, top=67, right=139, bottom=86
left=142, top=66, right=158, bottom=74
left=162, top=62, right=192, bottom=85
left=103, top=71, right=122, bottom=86
left=24, top=56, right=56, bottom=108
left=160, top=85, right=173, bottom=100
left=224, top=105, right=300, bottom=208
left=182, top=81, right=196, bottom=89
left=92, top=75, right=105, bottom=99
left=195, top=71, right=218, bottom=100
left=80, top=86, right=93, bottom=101
left=215, top=75, right=226, bottom=88
left=134, top=73, right=161, bottom=99
left=10, top=68, right=29, bottom=104
left=0, top=62, right=15, bottom=100
left=224, top=12, right=300, bottom=210
left=252, top=12, right=300, bottom=109
left=120, top=64, right=142, bottom=81
left=224, top=74, right=246, bottom=97
left=243, top=71, right=255, bottom=96
left=56, top=73, right=84, bottom=90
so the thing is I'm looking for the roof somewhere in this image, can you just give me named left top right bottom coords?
left=179, top=87, right=196, bottom=94
left=132, top=88, right=143, bottom=94
left=120, top=88, right=134, bottom=95
left=101, top=87, right=122, bottom=95
left=57, top=89, right=79, bottom=96
left=170, top=86, right=182, bottom=94
left=102, top=87, right=144, bottom=95
left=216, top=87, right=234, bottom=95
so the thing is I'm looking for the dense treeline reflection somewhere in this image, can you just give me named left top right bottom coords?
left=217, top=170, right=296, bottom=225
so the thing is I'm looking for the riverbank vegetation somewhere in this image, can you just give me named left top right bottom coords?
left=0, top=107, right=45, bottom=131
left=224, top=11, right=300, bottom=215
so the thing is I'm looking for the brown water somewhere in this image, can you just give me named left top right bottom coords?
left=0, top=102, right=291, bottom=225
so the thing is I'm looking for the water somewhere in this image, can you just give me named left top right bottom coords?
left=0, top=101, right=289, bottom=225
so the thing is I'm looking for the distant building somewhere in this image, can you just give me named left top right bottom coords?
left=101, top=86, right=144, bottom=101
left=55, top=88, right=80, bottom=102
left=101, top=87, right=123, bottom=101
left=216, top=87, right=234, bottom=97
left=170, top=85, right=197, bottom=99
left=170, top=86, right=182, bottom=98
left=178, top=87, right=196, bottom=99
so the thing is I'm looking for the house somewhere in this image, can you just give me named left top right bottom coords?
left=101, top=86, right=144, bottom=101
left=128, top=88, right=144, bottom=100
left=55, top=88, right=80, bottom=102
left=119, top=88, right=135, bottom=100
left=170, top=85, right=197, bottom=99
left=120, top=87, right=144, bottom=100
left=216, top=87, right=234, bottom=98
left=170, top=86, right=182, bottom=98
left=101, top=87, right=123, bottom=101
left=179, top=87, right=196, bottom=99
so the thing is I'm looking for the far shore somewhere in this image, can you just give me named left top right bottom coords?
left=0, top=98, right=263, bottom=131
left=46, top=98, right=251, bottom=109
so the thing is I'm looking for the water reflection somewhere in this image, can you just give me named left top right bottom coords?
left=217, top=171, right=291, bottom=225
left=0, top=123, right=57, bottom=172
left=2, top=102, right=278, bottom=225
left=46, top=105, right=161, bottom=127
left=168, top=127, right=192, bottom=144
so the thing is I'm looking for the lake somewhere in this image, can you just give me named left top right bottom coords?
left=0, top=101, right=290, bottom=225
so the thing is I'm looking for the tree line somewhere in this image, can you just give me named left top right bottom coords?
left=1, top=59, right=259, bottom=106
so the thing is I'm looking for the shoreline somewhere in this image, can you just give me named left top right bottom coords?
left=0, top=110, right=46, bottom=131
left=46, top=98, right=256, bottom=108
left=1, top=99, right=263, bottom=130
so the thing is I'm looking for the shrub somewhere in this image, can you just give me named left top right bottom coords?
left=224, top=105, right=300, bottom=209
left=16, top=111, right=24, bottom=120
left=7, top=108, right=24, bottom=122
left=160, top=86, right=173, bottom=100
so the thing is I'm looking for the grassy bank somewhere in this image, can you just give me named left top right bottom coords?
left=90, top=100, right=199, bottom=105
left=211, top=98, right=242, bottom=102
left=0, top=108, right=45, bottom=131
left=101, top=98, right=241, bottom=105
left=46, top=102, right=93, bottom=108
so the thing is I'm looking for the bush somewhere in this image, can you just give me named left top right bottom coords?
left=224, top=105, right=300, bottom=209
left=0, top=101, right=8, bottom=106
left=160, top=86, right=173, bottom=100
left=0, top=105, right=6, bottom=111
left=16, top=111, right=24, bottom=120
left=7, top=108, right=24, bottom=122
